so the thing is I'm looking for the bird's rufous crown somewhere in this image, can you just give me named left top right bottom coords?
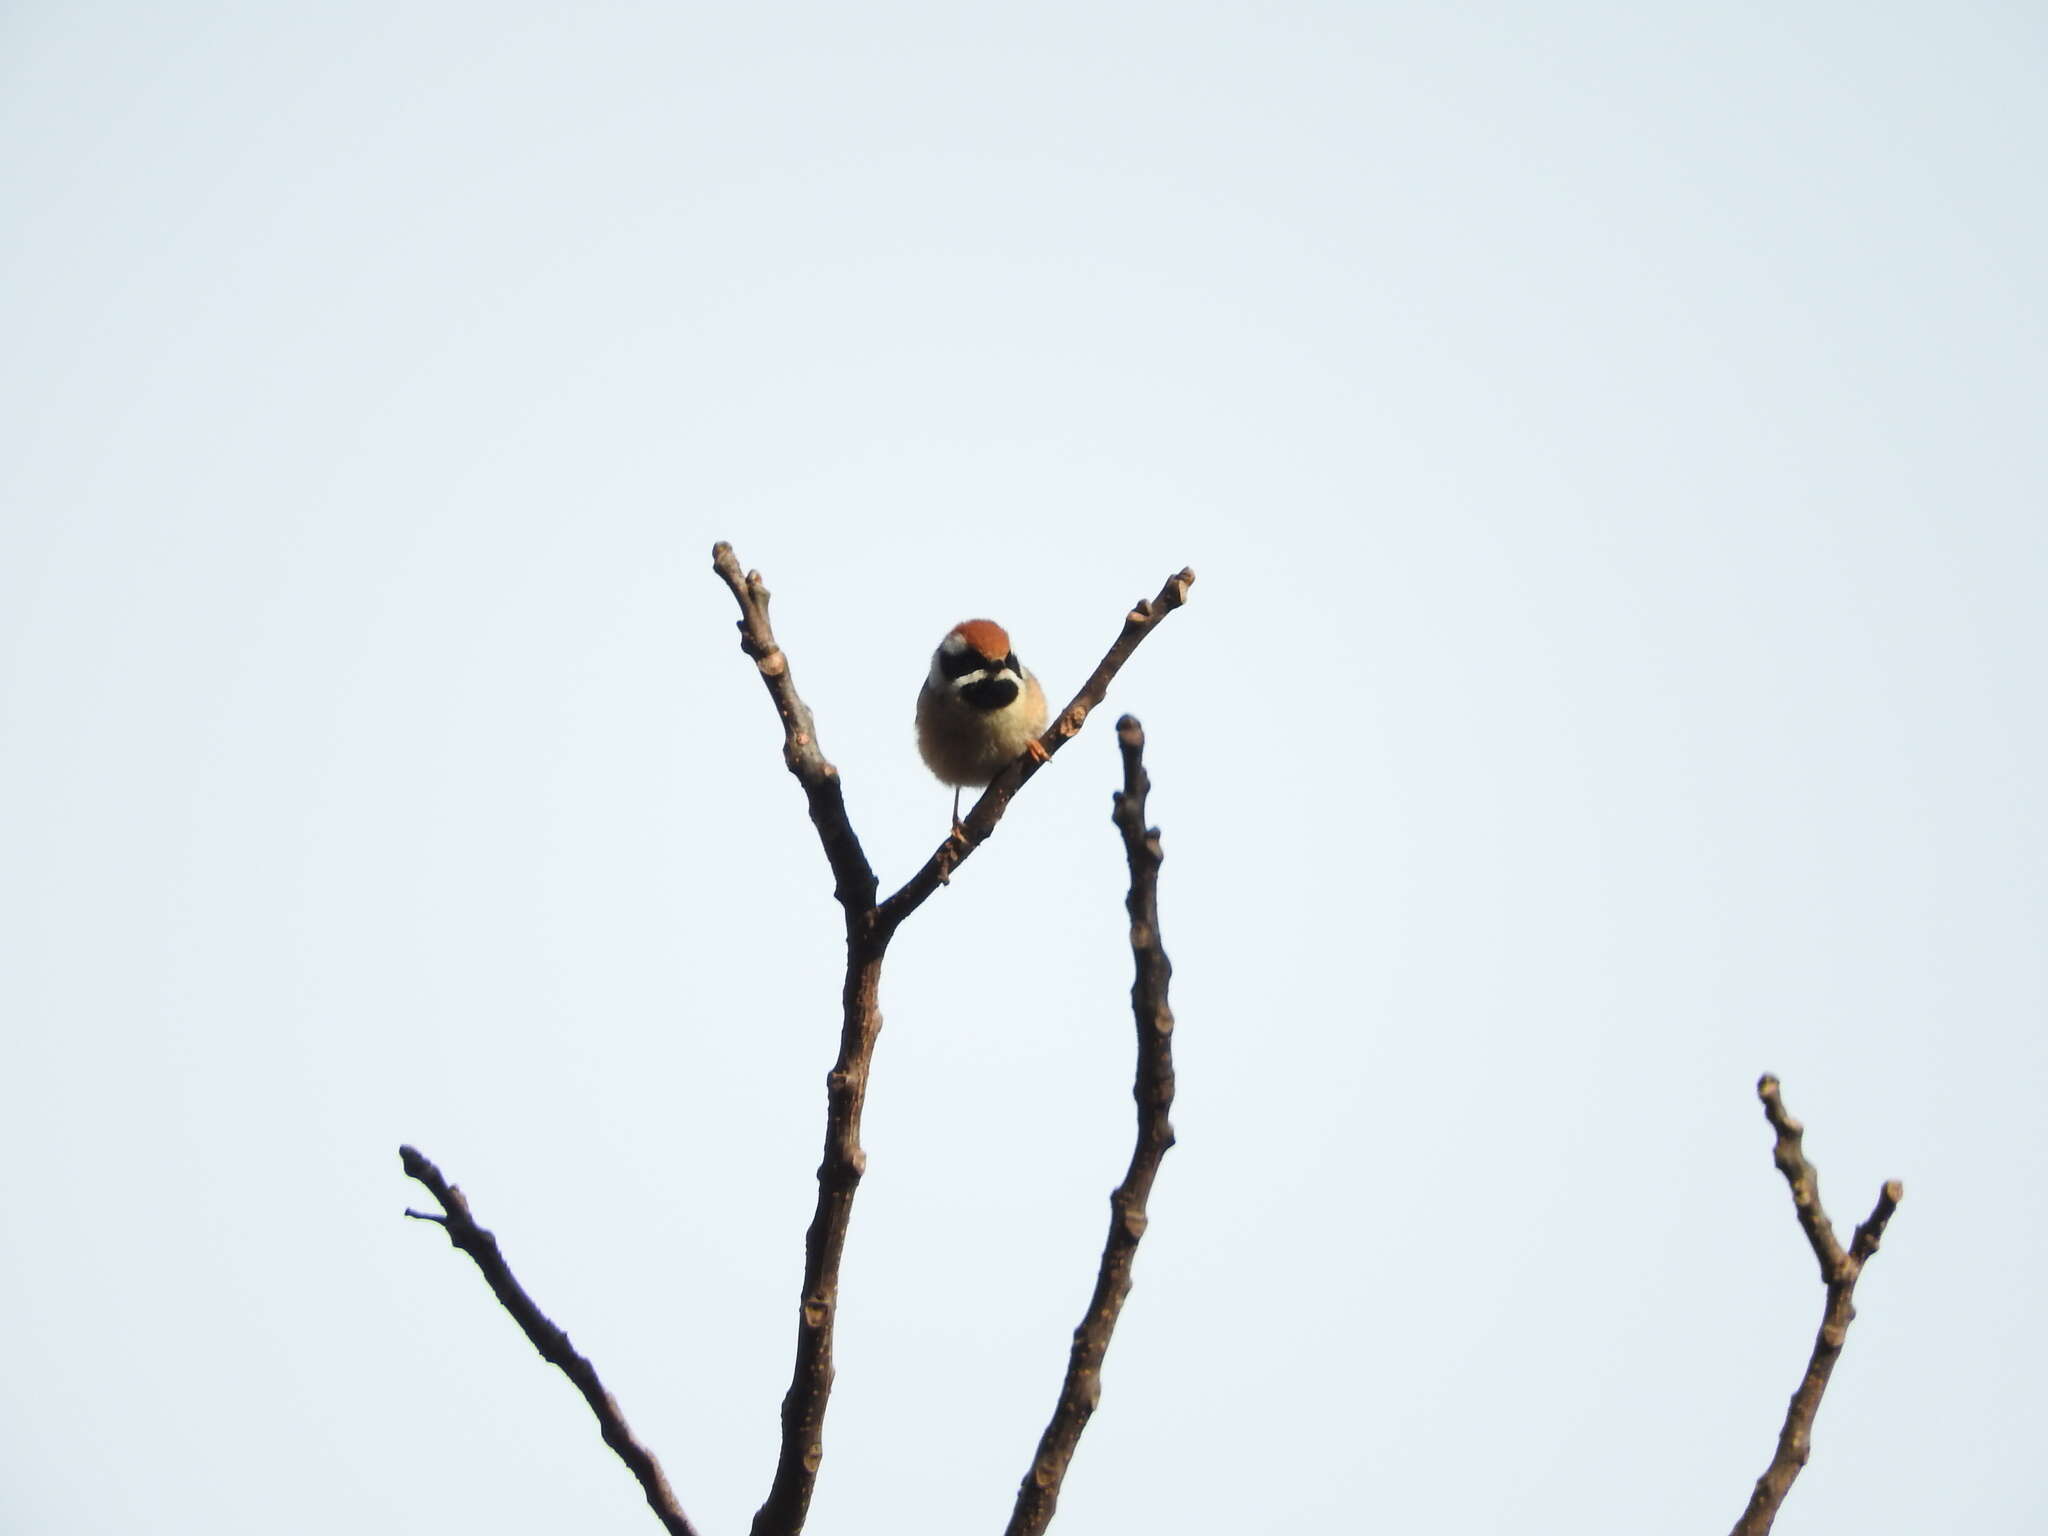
left=950, top=619, right=1012, bottom=660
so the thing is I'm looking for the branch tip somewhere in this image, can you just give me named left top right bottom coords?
left=711, top=543, right=879, bottom=917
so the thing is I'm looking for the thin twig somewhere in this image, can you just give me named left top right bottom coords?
left=399, top=1146, right=701, bottom=1536
left=878, top=567, right=1195, bottom=931
left=1731, top=1078, right=1903, bottom=1536
left=711, top=542, right=879, bottom=913
left=1006, top=715, right=1178, bottom=1536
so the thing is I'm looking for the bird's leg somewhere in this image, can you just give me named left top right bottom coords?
left=935, top=786, right=968, bottom=886
left=1023, top=738, right=1050, bottom=765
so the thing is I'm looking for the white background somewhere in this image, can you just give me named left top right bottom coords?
left=4, top=4, right=2043, bottom=1532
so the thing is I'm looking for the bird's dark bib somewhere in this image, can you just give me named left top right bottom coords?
left=962, top=676, right=1020, bottom=711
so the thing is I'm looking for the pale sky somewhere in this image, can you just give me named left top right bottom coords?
left=3, top=4, right=2044, bottom=1533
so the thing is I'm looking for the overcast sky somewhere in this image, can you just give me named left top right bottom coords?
left=3, top=4, right=2044, bottom=1533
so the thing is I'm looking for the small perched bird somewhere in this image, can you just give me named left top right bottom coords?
left=917, top=618, right=1050, bottom=834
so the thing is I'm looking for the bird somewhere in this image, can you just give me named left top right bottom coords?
left=916, top=618, right=1050, bottom=835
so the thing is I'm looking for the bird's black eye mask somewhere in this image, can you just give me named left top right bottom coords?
left=941, top=648, right=1023, bottom=682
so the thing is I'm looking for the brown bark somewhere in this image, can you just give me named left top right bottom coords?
left=399, top=1146, right=701, bottom=1536
left=1730, top=1076, right=1904, bottom=1536
left=1005, top=715, right=1178, bottom=1536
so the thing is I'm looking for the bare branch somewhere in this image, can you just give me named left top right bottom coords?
left=1756, top=1074, right=1847, bottom=1281
left=709, top=540, right=890, bottom=1536
left=878, top=567, right=1195, bottom=931
left=398, top=1146, right=701, bottom=1536
left=1730, top=1078, right=1904, bottom=1536
left=1006, top=715, right=1178, bottom=1536
left=711, top=541, right=879, bottom=913
left=747, top=942, right=888, bottom=1536
left=709, top=547, right=1192, bottom=1536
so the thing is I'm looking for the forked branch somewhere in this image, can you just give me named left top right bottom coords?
left=399, top=1146, right=700, bottom=1536
left=1730, top=1077, right=1904, bottom=1536
left=1006, top=715, right=1178, bottom=1536
left=709, top=544, right=1195, bottom=1536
